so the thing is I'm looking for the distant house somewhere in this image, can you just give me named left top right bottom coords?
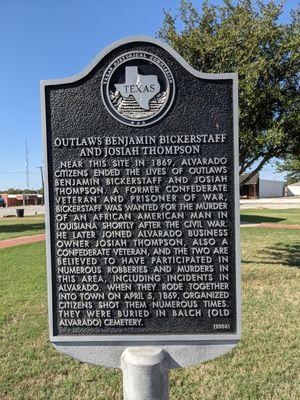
left=240, top=173, right=285, bottom=199
left=287, top=182, right=300, bottom=196
left=240, top=173, right=259, bottom=198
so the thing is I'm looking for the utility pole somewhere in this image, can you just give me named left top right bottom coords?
left=38, top=166, right=44, bottom=205
left=25, top=140, right=30, bottom=190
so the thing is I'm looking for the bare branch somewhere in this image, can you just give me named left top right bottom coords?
left=240, top=155, right=272, bottom=186
left=239, top=154, right=261, bottom=175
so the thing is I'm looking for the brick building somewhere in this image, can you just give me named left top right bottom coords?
left=1, top=193, right=43, bottom=207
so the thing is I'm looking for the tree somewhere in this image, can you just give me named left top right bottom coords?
left=158, top=0, right=300, bottom=185
left=276, top=155, right=300, bottom=184
left=0, top=188, right=43, bottom=194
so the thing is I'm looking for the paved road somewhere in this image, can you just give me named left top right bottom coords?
left=240, top=197, right=300, bottom=209
left=0, top=205, right=45, bottom=217
left=0, top=197, right=299, bottom=217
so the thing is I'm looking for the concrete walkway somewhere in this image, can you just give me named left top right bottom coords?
left=0, top=221, right=299, bottom=249
left=0, top=234, right=46, bottom=249
left=241, top=223, right=300, bottom=229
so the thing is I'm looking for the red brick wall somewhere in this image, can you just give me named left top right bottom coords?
left=0, top=194, right=42, bottom=207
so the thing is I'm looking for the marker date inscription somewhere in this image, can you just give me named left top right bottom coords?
left=213, top=324, right=231, bottom=331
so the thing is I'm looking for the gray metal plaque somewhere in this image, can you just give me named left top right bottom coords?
left=41, top=36, right=241, bottom=367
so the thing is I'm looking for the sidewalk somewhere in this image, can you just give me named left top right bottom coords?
left=241, top=223, right=300, bottom=229
left=1, top=220, right=299, bottom=250
left=0, top=234, right=46, bottom=249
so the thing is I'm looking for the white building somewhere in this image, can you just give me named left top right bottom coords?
left=287, top=182, right=300, bottom=196
left=240, top=173, right=285, bottom=199
left=259, top=179, right=285, bottom=198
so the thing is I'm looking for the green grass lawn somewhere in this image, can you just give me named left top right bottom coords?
left=241, top=208, right=300, bottom=225
left=0, top=216, right=45, bottom=240
left=0, top=226, right=299, bottom=399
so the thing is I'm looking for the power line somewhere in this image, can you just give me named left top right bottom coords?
left=0, top=171, right=39, bottom=174
left=0, top=143, right=41, bottom=149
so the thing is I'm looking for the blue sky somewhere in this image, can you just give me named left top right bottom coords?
left=0, top=0, right=297, bottom=190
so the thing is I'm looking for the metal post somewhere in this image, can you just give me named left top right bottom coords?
left=121, top=347, right=169, bottom=400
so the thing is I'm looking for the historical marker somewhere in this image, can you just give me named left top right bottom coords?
left=41, top=37, right=240, bottom=370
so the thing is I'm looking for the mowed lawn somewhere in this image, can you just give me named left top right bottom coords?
left=241, top=208, right=300, bottom=225
left=0, top=216, right=45, bottom=241
left=0, top=227, right=299, bottom=398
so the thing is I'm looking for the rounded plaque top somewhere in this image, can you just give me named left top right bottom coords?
left=101, top=51, right=175, bottom=127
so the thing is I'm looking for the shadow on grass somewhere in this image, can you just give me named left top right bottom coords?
left=243, top=242, right=300, bottom=268
left=265, top=243, right=300, bottom=268
left=0, top=223, right=45, bottom=235
left=240, top=215, right=286, bottom=224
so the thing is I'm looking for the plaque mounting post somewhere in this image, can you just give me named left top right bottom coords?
left=121, top=347, right=169, bottom=400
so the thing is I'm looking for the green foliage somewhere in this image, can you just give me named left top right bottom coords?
left=0, top=188, right=43, bottom=194
left=158, top=0, right=300, bottom=182
left=276, top=155, right=300, bottom=184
